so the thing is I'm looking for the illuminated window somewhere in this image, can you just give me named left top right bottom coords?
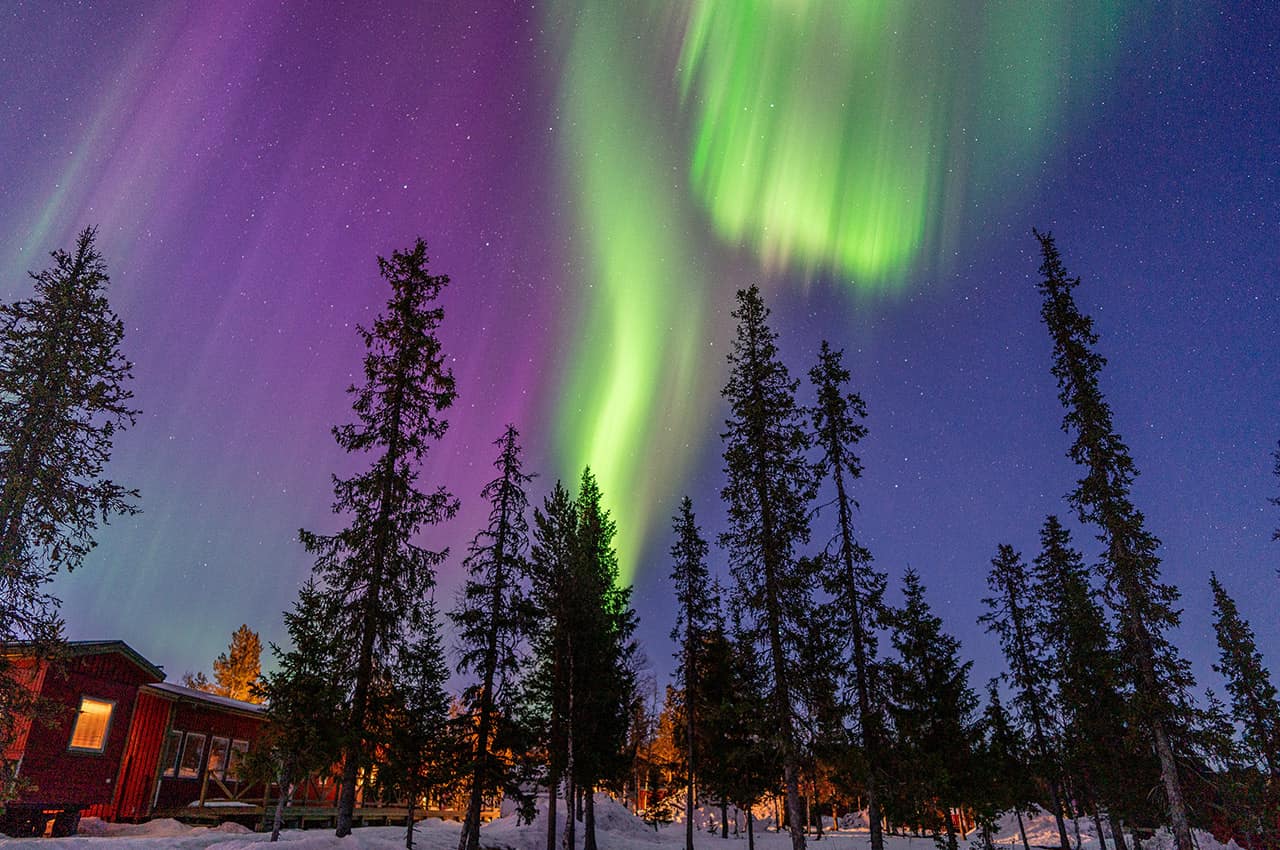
left=178, top=733, right=205, bottom=778
left=68, top=697, right=114, bottom=753
left=225, top=739, right=249, bottom=781
left=207, top=736, right=230, bottom=779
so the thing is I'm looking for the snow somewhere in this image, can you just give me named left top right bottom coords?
left=0, top=803, right=1240, bottom=850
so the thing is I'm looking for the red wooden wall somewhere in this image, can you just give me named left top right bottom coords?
left=107, top=690, right=172, bottom=821
left=17, top=652, right=156, bottom=810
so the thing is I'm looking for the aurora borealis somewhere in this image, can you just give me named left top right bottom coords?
left=1, top=1, right=1276, bottom=686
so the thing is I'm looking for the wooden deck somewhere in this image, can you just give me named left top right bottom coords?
left=158, top=802, right=480, bottom=832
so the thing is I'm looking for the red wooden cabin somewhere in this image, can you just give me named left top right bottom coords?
left=2, top=640, right=266, bottom=834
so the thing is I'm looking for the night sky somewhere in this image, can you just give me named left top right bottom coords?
left=2, top=1, right=1276, bottom=694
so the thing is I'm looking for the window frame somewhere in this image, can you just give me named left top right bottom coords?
left=225, top=739, right=249, bottom=781
left=178, top=732, right=206, bottom=779
left=67, top=696, right=115, bottom=754
left=161, top=730, right=184, bottom=778
left=206, top=736, right=230, bottom=780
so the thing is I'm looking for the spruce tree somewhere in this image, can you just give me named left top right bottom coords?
left=0, top=227, right=138, bottom=617
left=299, top=238, right=459, bottom=836
left=808, top=340, right=887, bottom=850
left=381, top=604, right=456, bottom=850
left=452, top=425, right=535, bottom=850
left=1209, top=573, right=1280, bottom=780
left=0, top=228, right=138, bottom=793
left=570, top=468, right=639, bottom=850
left=250, top=579, right=348, bottom=842
left=974, top=681, right=1039, bottom=850
left=883, top=569, right=978, bottom=850
left=669, top=496, right=712, bottom=850
left=211, top=624, right=264, bottom=702
left=720, top=284, right=817, bottom=850
left=527, top=481, right=577, bottom=850
left=1032, top=515, right=1130, bottom=850
left=979, top=544, right=1071, bottom=850
left=717, top=594, right=781, bottom=850
left=1033, top=230, right=1196, bottom=850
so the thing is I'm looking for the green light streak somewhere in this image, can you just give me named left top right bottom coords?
left=556, top=3, right=711, bottom=584
left=677, top=0, right=1126, bottom=288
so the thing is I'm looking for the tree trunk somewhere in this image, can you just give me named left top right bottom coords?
left=565, top=777, right=576, bottom=850
left=1092, top=812, right=1109, bottom=850
left=406, top=794, right=416, bottom=850
left=1015, top=810, right=1031, bottom=850
left=1150, top=716, right=1193, bottom=850
left=722, top=800, right=729, bottom=838
left=748, top=809, right=756, bottom=850
left=832, top=465, right=884, bottom=850
left=1109, top=816, right=1128, bottom=850
left=944, top=811, right=958, bottom=850
left=546, top=771, right=560, bottom=850
left=271, top=776, right=291, bottom=842
left=583, top=787, right=597, bottom=850
left=686, top=711, right=695, bottom=850
left=1049, top=780, right=1073, bottom=850
left=463, top=495, right=513, bottom=850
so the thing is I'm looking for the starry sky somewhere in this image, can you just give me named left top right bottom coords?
left=2, top=1, right=1276, bottom=693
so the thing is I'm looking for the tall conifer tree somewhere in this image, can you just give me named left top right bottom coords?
left=669, top=496, right=712, bottom=850
left=1032, top=230, right=1195, bottom=850
left=0, top=227, right=138, bottom=615
left=720, top=284, right=817, bottom=850
left=251, top=579, right=348, bottom=842
left=0, top=228, right=138, bottom=798
left=979, top=544, right=1071, bottom=850
left=452, top=426, right=535, bottom=850
left=527, top=481, right=577, bottom=850
left=808, top=339, right=887, bottom=850
left=570, top=468, right=638, bottom=850
left=1209, top=573, right=1280, bottom=780
left=1032, top=515, right=1130, bottom=850
left=300, top=238, right=459, bottom=836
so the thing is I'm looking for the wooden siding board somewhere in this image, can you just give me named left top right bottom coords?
left=16, top=652, right=157, bottom=808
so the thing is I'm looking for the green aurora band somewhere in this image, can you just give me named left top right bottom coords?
left=678, top=0, right=1126, bottom=288
left=553, top=0, right=1131, bottom=582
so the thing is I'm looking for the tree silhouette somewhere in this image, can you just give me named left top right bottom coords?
left=808, top=339, right=887, bottom=850
left=300, top=238, right=459, bottom=836
left=719, top=285, right=817, bottom=850
left=1033, top=230, right=1196, bottom=850
left=452, top=426, right=535, bottom=850
left=0, top=227, right=138, bottom=799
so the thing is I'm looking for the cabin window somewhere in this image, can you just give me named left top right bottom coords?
left=225, top=739, right=249, bottom=780
left=206, top=736, right=230, bottom=779
left=178, top=733, right=205, bottom=778
left=161, top=730, right=183, bottom=777
left=68, top=696, right=114, bottom=753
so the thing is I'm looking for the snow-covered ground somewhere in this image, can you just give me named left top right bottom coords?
left=0, top=799, right=1237, bottom=850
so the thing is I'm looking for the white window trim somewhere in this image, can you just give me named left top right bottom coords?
left=67, top=696, right=115, bottom=754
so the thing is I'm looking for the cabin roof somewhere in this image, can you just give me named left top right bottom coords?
left=142, top=681, right=266, bottom=718
left=2, top=639, right=165, bottom=681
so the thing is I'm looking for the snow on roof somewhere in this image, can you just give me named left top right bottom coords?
left=143, top=681, right=266, bottom=716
